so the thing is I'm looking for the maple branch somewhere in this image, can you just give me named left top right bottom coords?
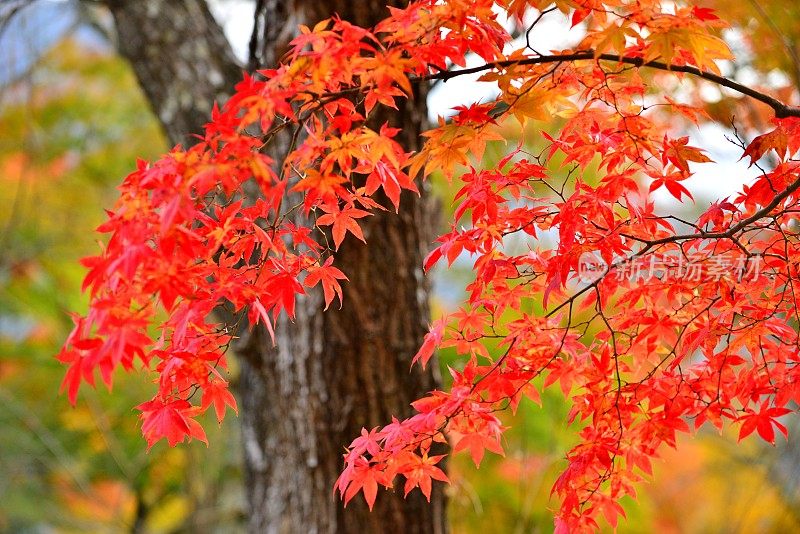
left=641, top=173, right=800, bottom=249
left=258, top=50, right=800, bottom=167
left=544, top=173, right=800, bottom=319
left=421, top=51, right=800, bottom=119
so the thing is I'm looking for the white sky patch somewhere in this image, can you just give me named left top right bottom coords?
left=427, top=57, right=501, bottom=121
left=428, top=9, right=582, bottom=121
left=651, top=122, right=761, bottom=212
left=209, top=0, right=256, bottom=63
left=515, top=9, right=585, bottom=54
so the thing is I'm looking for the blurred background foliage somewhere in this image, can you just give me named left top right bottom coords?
left=0, top=31, right=242, bottom=533
left=1, top=1, right=800, bottom=532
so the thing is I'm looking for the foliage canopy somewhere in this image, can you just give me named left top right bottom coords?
left=59, top=1, right=800, bottom=530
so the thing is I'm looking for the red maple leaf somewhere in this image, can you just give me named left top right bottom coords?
left=316, top=205, right=369, bottom=249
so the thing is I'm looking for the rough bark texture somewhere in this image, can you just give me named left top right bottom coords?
left=105, top=0, right=243, bottom=146
left=242, top=1, right=445, bottom=533
left=104, top=1, right=445, bottom=532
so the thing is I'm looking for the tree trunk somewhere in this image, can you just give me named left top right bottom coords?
left=242, top=2, right=444, bottom=533
left=105, top=0, right=243, bottom=147
left=103, top=1, right=445, bottom=532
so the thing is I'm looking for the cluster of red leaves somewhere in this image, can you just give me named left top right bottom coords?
left=58, top=0, right=508, bottom=470
left=60, top=0, right=800, bottom=531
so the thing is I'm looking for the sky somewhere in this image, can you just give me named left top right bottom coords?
left=0, top=1, right=78, bottom=86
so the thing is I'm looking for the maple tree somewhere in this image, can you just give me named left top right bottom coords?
left=59, top=0, right=800, bottom=531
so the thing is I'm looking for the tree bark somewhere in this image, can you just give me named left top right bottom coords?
left=105, top=0, right=243, bottom=147
left=103, top=1, right=445, bottom=532
left=242, top=2, right=444, bottom=533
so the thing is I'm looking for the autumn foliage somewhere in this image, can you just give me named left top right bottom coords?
left=59, top=0, right=800, bottom=531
